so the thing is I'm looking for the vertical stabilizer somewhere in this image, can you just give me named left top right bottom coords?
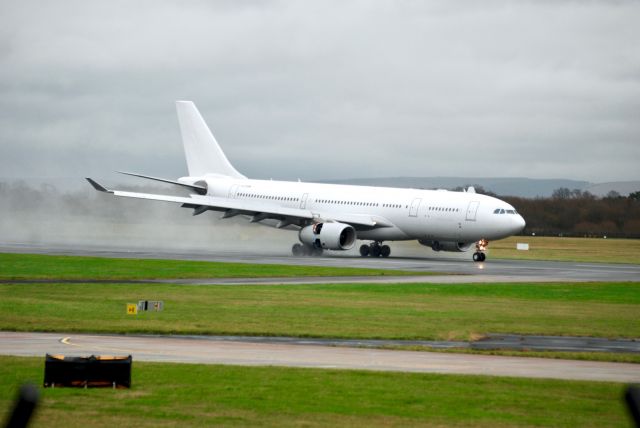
left=176, top=101, right=246, bottom=178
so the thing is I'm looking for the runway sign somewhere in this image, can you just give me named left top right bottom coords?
left=126, top=304, right=137, bottom=315
left=137, top=300, right=164, bottom=312
left=516, top=243, right=530, bottom=251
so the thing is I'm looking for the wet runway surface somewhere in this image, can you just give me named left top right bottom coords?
left=124, top=333, right=640, bottom=354
left=2, top=332, right=639, bottom=383
left=2, top=242, right=640, bottom=283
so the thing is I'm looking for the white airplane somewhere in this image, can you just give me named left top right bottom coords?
left=87, top=101, right=525, bottom=262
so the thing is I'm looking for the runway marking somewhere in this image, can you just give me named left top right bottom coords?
left=60, top=335, right=138, bottom=355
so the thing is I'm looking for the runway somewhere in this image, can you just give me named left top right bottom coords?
left=2, top=242, right=640, bottom=282
left=2, top=332, right=638, bottom=383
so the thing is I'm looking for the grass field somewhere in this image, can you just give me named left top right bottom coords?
left=490, top=236, right=640, bottom=264
left=1, top=281, right=638, bottom=341
left=0, top=253, right=422, bottom=280
left=0, top=356, right=631, bottom=427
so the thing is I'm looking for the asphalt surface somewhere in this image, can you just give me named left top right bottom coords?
left=2, top=242, right=640, bottom=283
left=2, top=332, right=639, bottom=383
left=116, top=334, right=640, bottom=354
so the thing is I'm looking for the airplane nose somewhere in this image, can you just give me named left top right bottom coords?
left=515, top=215, right=526, bottom=233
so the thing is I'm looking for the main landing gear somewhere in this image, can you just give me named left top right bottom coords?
left=472, top=239, right=488, bottom=262
left=359, top=241, right=391, bottom=258
left=291, top=243, right=323, bottom=257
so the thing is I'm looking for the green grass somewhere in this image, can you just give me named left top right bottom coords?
left=0, top=253, right=422, bottom=280
left=1, top=282, right=638, bottom=340
left=0, top=356, right=631, bottom=427
left=490, top=236, right=640, bottom=264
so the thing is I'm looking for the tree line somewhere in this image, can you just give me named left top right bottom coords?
left=466, top=186, right=640, bottom=238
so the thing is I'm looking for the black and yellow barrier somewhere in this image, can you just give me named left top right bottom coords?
left=43, top=354, right=132, bottom=388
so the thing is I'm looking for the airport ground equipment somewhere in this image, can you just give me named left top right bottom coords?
left=43, top=354, right=132, bottom=388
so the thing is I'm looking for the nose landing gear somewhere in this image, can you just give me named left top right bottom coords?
left=473, top=239, right=488, bottom=262
left=359, top=242, right=391, bottom=258
left=472, top=252, right=485, bottom=262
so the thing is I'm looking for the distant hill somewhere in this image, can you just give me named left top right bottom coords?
left=323, top=177, right=640, bottom=198
left=586, top=182, right=640, bottom=197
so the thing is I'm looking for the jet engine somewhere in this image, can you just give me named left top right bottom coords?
left=299, top=222, right=356, bottom=251
left=418, top=240, right=473, bottom=252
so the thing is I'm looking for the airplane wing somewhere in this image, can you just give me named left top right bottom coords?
left=86, top=178, right=392, bottom=229
left=328, top=213, right=394, bottom=229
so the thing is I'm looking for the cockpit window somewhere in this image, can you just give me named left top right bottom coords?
left=495, top=208, right=519, bottom=215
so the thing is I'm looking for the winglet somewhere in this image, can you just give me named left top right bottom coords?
left=85, top=178, right=112, bottom=193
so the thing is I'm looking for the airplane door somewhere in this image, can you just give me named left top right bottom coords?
left=228, top=184, right=239, bottom=199
left=409, top=198, right=421, bottom=217
left=466, top=201, right=479, bottom=221
left=300, top=193, right=308, bottom=209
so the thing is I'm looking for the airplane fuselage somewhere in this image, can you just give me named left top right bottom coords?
left=199, top=176, right=525, bottom=244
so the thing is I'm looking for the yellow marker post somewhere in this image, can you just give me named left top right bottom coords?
left=126, top=304, right=138, bottom=315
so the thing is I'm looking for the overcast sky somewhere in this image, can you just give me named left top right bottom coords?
left=1, top=0, right=638, bottom=185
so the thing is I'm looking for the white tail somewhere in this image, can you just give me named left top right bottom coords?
left=175, top=101, right=246, bottom=179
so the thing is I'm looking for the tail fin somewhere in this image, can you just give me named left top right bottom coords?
left=176, top=101, right=246, bottom=179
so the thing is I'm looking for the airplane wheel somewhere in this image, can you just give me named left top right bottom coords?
left=380, top=245, right=391, bottom=258
left=473, top=252, right=486, bottom=262
left=370, top=245, right=381, bottom=258
left=311, top=247, right=324, bottom=257
left=359, top=244, right=370, bottom=257
left=292, top=243, right=304, bottom=256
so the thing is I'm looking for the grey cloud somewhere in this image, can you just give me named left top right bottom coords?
left=0, top=0, right=638, bottom=184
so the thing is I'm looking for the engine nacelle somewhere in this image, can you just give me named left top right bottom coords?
left=299, top=222, right=356, bottom=251
left=418, top=240, right=473, bottom=253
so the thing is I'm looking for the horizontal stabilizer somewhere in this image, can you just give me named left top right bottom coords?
left=117, top=171, right=206, bottom=193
